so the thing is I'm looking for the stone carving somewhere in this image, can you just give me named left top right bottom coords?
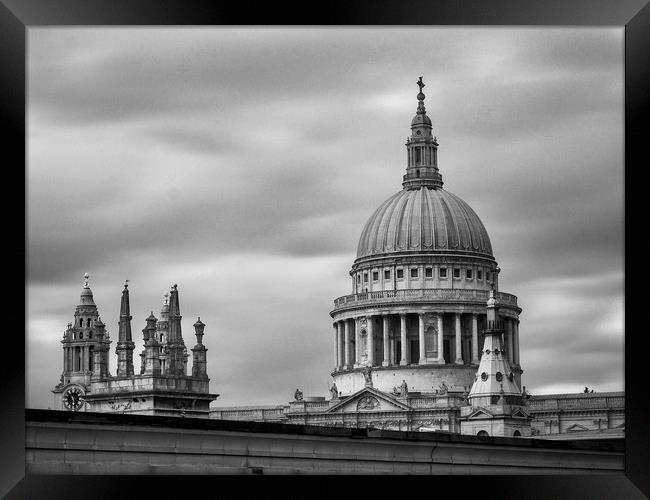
left=329, top=383, right=339, bottom=400
left=294, top=388, right=303, bottom=401
left=109, top=401, right=132, bottom=413
left=357, top=396, right=380, bottom=411
left=437, top=380, right=448, bottom=395
left=391, top=380, right=408, bottom=397
left=362, top=366, right=373, bottom=387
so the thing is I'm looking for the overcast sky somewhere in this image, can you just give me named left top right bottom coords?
left=27, top=27, right=624, bottom=409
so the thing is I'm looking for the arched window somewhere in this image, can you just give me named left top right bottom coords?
left=87, top=318, right=91, bottom=327
left=416, top=169, right=420, bottom=177
left=79, top=332, right=83, bottom=340
left=513, top=430, right=521, bottom=437
left=477, top=430, right=489, bottom=437
left=79, top=318, right=83, bottom=327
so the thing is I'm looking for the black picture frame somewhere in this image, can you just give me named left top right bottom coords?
left=3, top=0, right=647, bottom=496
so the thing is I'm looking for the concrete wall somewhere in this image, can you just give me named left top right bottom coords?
left=26, top=409, right=624, bottom=475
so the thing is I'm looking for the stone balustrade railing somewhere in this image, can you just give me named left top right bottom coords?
left=333, top=289, right=518, bottom=309
left=211, top=406, right=287, bottom=421
left=528, top=395, right=624, bottom=411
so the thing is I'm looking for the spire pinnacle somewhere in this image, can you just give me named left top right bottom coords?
left=416, top=76, right=426, bottom=114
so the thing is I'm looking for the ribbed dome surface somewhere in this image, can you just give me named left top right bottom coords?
left=356, top=188, right=493, bottom=259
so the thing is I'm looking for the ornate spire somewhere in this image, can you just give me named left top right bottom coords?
left=116, top=280, right=135, bottom=377
left=165, top=283, right=187, bottom=376
left=191, top=317, right=208, bottom=378
left=402, top=77, right=443, bottom=190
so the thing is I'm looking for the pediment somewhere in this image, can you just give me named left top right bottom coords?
left=511, top=407, right=530, bottom=418
left=566, top=423, right=589, bottom=432
left=327, top=387, right=411, bottom=413
left=466, top=408, right=495, bottom=419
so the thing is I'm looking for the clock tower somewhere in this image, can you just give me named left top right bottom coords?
left=52, top=273, right=111, bottom=411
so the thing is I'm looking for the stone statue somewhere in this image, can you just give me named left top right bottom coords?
left=362, top=366, right=373, bottom=387
left=399, top=379, right=408, bottom=397
left=329, top=383, right=339, bottom=400
left=294, top=388, right=303, bottom=401
left=437, top=380, right=448, bottom=395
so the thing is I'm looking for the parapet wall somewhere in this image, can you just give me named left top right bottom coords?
left=26, top=409, right=624, bottom=475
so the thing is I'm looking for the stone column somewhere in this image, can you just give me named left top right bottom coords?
left=506, top=319, right=514, bottom=364
left=367, top=316, right=374, bottom=366
left=455, top=313, right=463, bottom=364
left=513, top=320, right=520, bottom=366
left=418, top=312, right=426, bottom=364
left=333, top=323, right=339, bottom=370
left=400, top=313, right=408, bottom=365
left=355, top=318, right=361, bottom=367
left=339, top=322, right=345, bottom=369
left=437, top=313, right=444, bottom=363
left=382, top=315, right=390, bottom=367
left=344, top=319, right=351, bottom=369
left=471, top=313, right=479, bottom=364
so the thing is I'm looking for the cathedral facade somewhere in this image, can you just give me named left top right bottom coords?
left=52, top=275, right=218, bottom=417
left=210, top=79, right=624, bottom=439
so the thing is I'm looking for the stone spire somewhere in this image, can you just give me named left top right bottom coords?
left=164, top=284, right=188, bottom=376
left=115, top=280, right=135, bottom=377
left=468, top=287, right=522, bottom=403
left=191, top=317, right=208, bottom=379
left=459, top=284, right=531, bottom=436
left=141, top=311, right=162, bottom=375
left=402, top=77, right=443, bottom=190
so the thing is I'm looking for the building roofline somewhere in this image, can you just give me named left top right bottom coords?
left=26, top=409, right=623, bottom=453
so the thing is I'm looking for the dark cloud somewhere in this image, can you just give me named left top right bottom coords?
left=27, top=28, right=623, bottom=409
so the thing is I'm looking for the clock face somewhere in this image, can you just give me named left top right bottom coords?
left=63, top=387, right=85, bottom=411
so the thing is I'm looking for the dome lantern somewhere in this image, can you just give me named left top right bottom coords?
left=403, top=76, right=443, bottom=190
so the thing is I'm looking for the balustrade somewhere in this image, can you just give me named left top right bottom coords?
left=333, top=289, right=518, bottom=309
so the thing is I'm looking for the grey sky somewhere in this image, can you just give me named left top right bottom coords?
left=27, top=27, right=623, bottom=409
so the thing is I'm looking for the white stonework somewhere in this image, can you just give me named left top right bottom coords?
left=52, top=277, right=218, bottom=417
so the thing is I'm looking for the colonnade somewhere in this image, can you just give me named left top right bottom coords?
left=333, top=313, right=520, bottom=371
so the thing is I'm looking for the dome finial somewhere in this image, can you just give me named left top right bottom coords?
left=416, top=76, right=426, bottom=114
left=83, top=272, right=90, bottom=289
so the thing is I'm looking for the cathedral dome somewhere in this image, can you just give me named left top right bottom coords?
left=356, top=187, right=493, bottom=260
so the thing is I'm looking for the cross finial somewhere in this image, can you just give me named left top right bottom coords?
left=417, top=76, right=425, bottom=92
left=124, top=279, right=129, bottom=289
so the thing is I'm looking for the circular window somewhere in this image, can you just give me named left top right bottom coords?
left=496, top=372, right=503, bottom=382
left=485, top=349, right=491, bottom=355
left=416, top=130, right=422, bottom=135
left=494, top=348, right=499, bottom=355
left=481, top=372, right=488, bottom=381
